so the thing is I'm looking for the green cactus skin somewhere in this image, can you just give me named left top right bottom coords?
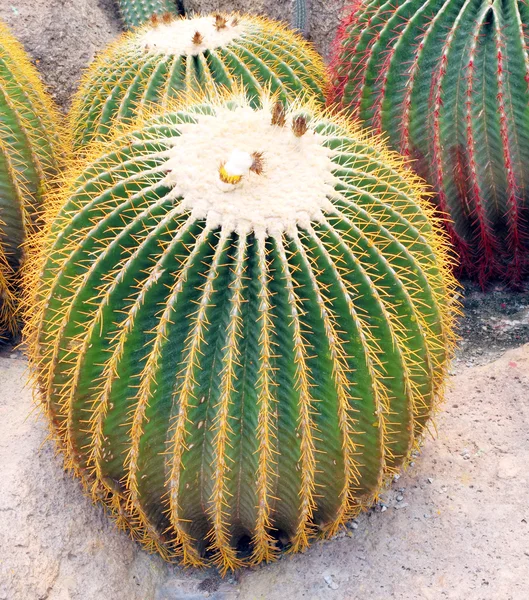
left=28, top=92, right=458, bottom=573
left=117, top=0, right=181, bottom=30
left=0, top=20, right=62, bottom=338
left=329, top=0, right=529, bottom=287
left=294, top=0, right=309, bottom=36
left=70, top=13, right=326, bottom=152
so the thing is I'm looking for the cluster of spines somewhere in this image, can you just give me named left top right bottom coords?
left=329, top=0, right=529, bottom=286
left=26, top=95, right=458, bottom=573
left=117, top=0, right=181, bottom=30
left=0, top=20, right=63, bottom=338
left=69, top=14, right=326, bottom=150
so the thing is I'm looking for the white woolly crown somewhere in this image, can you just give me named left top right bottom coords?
left=138, top=14, right=245, bottom=57
left=161, top=98, right=337, bottom=238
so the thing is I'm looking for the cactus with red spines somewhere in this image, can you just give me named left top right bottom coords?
left=329, top=0, right=529, bottom=287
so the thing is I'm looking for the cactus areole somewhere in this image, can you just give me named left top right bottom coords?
left=28, top=93, right=457, bottom=573
left=329, top=0, right=529, bottom=286
left=70, top=13, right=326, bottom=151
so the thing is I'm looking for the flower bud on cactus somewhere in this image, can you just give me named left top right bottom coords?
left=70, top=13, right=326, bottom=151
left=117, top=0, right=181, bottom=30
left=27, top=91, right=458, bottom=573
left=329, top=0, right=529, bottom=286
left=0, top=20, right=62, bottom=338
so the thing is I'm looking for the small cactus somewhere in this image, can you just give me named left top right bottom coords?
left=116, top=0, right=182, bottom=30
left=0, top=20, right=62, bottom=338
left=27, top=91, right=457, bottom=573
left=329, top=0, right=529, bottom=286
left=70, top=13, right=326, bottom=152
left=293, top=0, right=309, bottom=37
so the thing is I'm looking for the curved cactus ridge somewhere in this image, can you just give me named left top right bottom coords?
left=70, top=13, right=326, bottom=152
left=117, top=0, right=181, bottom=30
left=329, top=0, right=529, bottom=286
left=0, top=20, right=63, bottom=338
left=27, top=90, right=458, bottom=573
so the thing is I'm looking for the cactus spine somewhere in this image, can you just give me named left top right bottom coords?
left=27, top=91, right=457, bottom=572
left=117, top=0, right=182, bottom=30
left=70, top=13, right=326, bottom=152
left=0, top=20, right=62, bottom=338
left=329, top=0, right=529, bottom=286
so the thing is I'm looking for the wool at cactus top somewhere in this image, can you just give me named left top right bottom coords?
left=28, top=92, right=458, bottom=573
left=0, top=20, right=62, bottom=338
left=329, top=0, right=529, bottom=286
left=70, top=13, right=326, bottom=150
left=161, top=98, right=335, bottom=236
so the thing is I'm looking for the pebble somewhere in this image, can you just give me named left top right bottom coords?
left=323, top=575, right=339, bottom=590
left=346, top=521, right=359, bottom=530
left=395, top=502, right=409, bottom=510
left=380, top=505, right=387, bottom=513
left=427, top=478, right=434, bottom=484
left=396, top=494, right=404, bottom=502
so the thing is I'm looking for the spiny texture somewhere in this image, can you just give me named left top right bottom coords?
left=117, top=0, right=181, bottom=30
left=27, top=92, right=458, bottom=574
left=70, top=13, right=326, bottom=152
left=0, top=20, right=62, bottom=338
left=294, top=0, right=309, bottom=36
left=329, top=0, right=529, bottom=286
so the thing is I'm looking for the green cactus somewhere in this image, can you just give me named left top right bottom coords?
left=329, top=0, right=529, bottom=287
left=294, top=0, right=309, bottom=36
left=0, top=20, right=62, bottom=338
left=70, top=13, right=326, bottom=152
left=116, top=0, right=182, bottom=30
left=27, top=91, right=458, bottom=573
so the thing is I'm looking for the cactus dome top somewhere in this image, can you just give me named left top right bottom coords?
left=138, top=14, right=245, bottom=56
left=160, top=96, right=336, bottom=237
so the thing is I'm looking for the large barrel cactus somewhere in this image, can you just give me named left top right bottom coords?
left=70, top=13, right=326, bottom=151
left=0, top=20, right=62, bottom=338
left=329, top=0, right=529, bottom=286
left=27, top=92, right=457, bottom=573
left=117, top=0, right=182, bottom=30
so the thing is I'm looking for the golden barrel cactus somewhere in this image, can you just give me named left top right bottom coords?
left=70, top=13, right=326, bottom=151
left=27, top=92, right=458, bottom=572
left=0, top=20, right=62, bottom=338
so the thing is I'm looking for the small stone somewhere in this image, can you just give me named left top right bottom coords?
left=395, top=502, right=409, bottom=510
left=393, top=473, right=401, bottom=482
left=427, top=477, right=434, bottom=484
left=323, top=575, right=339, bottom=590
left=346, top=521, right=359, bottom=530
left=380, top=505, right=387, bottom=512
left=396, top=494, right=404, bottom=502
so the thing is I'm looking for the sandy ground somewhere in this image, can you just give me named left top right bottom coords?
left=1, top=344, right=528, bottom=600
